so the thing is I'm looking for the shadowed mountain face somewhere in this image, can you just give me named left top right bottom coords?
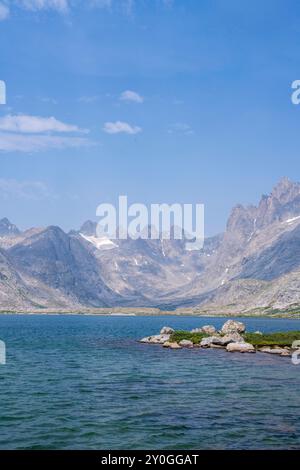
left=1, top=177, right=300, bottom=313
left=0, top=218, right=20, bottom=237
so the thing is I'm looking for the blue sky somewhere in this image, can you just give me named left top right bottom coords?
left=0, top=0, right=300, bottom=236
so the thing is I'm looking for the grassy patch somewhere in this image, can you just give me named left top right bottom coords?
left=169, top=330, right=209, bottom=344
left=244, top=331, right=300, bottom=347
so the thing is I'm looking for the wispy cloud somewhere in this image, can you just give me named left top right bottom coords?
left=120, top=90, right=144, bottom=104
left=0, top=178, right=52, bottom=199
left=103, top=120, right=141, bottom=135
left=40, top=96, right=58, bottom=105
left=78, top=95, right=100, bottom=104
left=17, top=0, right=69, bottom=13
left=16, top=0, right=130, bottom=14
left=8, top=1, right=172, bottom=18
left=168, top=123, right=194, bottom=136
left=0, top=133, right=93, bottom=152
left=0, top=114, right=88, bottom=134
left=0, top=3, right=9, bottom=20
left=89, top=0, right=112, bottom=8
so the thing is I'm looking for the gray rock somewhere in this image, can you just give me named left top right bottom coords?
left=221, top=320, right=246, bottom=334
left=191, top=325, right=216, bottom=334
left=200, top=336, right=223, bottom=347
left=140, top=334, right=170, bottom=344
left=140, top=336, right=152, bottom=343
left=201, top=325, right=216, bottom=335
left=226, top=342, right=255, bottom=353
left=179, top=339, right=193, bottom=348
left=160, top=326, right=174, bottom=335
left=221, top=332, right=245, bottom=344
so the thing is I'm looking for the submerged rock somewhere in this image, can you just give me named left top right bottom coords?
left=226, top=342, right=255, bottom=353
left=259, top=346, right=291, bottom=356
left=163, top=340, right=182, bottom=349
left=221, top=320, right=246, bottom=335
left=160, top=326, right=174, bottom=335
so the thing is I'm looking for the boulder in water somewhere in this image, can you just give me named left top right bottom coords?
left=226, top=342, right=255, bottom=353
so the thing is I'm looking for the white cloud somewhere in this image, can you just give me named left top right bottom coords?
left=0, top=132, right=93, bottom=152
left=0, top=178, right=51, bottom=199
left=120, top=90, right=144, bottom=104
left=17, top=0, right=69, bottom=12
left=103, top=120, right=141, bottom=135
left=0, top=114, right=88, bottom=134
left=0, top=3, right=9, bottom=20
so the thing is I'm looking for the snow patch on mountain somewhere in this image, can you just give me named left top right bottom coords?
left=80, top=233, right=118, bottom=250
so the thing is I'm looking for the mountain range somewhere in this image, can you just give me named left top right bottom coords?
left=1, top=177, right=300, bottom=314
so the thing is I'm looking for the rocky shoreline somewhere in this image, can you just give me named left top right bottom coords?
left=140, top=320, right=300, bottom=357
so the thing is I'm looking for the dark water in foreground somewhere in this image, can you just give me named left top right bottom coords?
left=0, top=315, right=300, bottom=449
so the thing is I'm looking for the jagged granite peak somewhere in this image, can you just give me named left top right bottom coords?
left=226, top=204, right=257, bottom=238
left=271, top=176, right=300, bottom=203
left=79, top=220, right=97, bottom=236
left=0, top=218, right=20, bottom=237
left=226, top=178, right=300, bottom=235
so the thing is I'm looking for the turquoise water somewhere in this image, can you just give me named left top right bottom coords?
left=0, top=314, right=300, bottom=449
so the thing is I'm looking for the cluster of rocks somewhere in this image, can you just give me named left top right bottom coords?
left=139, top=320, right=294, bottom=356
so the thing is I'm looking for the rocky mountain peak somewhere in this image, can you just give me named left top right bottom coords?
left=226, top=204, right=256, bottom=238
left=226, top=178, right=300, bottom=236
left=0, top=218, right=20, bottom=237
left=79, top=220, right=97, bottom=236
left=255, top=177, right=300, bottom=228
left=271, top=177, right=300, bottom=204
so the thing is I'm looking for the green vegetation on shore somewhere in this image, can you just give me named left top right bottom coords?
left=170, top=331, right=209, bottom=344
left=170, top=329, right=300, bottom=347
left=244, top=331, right=300, bottom=347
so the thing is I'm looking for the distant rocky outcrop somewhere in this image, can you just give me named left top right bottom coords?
left=140, top=321, right=300, bottom=356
